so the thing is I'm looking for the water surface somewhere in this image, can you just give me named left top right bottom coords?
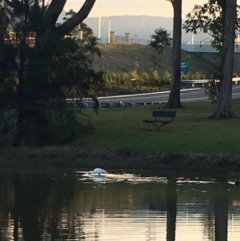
left=0, top=171, right=239, bottom=241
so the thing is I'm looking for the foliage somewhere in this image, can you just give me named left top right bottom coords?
left=149, top=28, right=172, bottom=66
left=26, top=37, right=103, bottom=101
left=183, top=0, right=240, bottom=52
left=63, top=9, right=94, bottom=41
left=13, top=37, right=102, bottom=146
left=205, top=79, right=220, bottom=103
left=0, top=110, right=16, bottom=146
left=149, top=28, right=172, bottom=55
left=45, top=108, right=85, bottom=145
left=0, top=3, right=9, bottom=43
left=99, top=70, right=214, bottom=96
left=0, top=1, right=101, bottom=146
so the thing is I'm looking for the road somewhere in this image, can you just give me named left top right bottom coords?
left=98, top=85, right=240, bottom=104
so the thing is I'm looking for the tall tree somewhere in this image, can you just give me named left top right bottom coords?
left=211, top=0, right=237, bottom=118
left=184, top=0, right=238, bottom=119
left=1, top=0, right=98, bottom=146
left=184, top=1, right=224, bottom=52
left=165, top=0, right=182, bottom=109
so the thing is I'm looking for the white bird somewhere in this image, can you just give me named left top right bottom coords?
left=89, top=168, right=108, bottom=176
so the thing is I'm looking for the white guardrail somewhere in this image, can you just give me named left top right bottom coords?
left=66, top=78, right=240, bottom=110
left=181, top=77, right=240, bottom=87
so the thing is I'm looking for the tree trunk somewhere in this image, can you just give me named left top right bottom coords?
left=211, top=0, right=236, bottom=119
left=14, top=7, right=29, bottom=146
left=52, top=0, right=96, bottom=38
left=43, top=0, right=67, bottom=30
left=165, top=0, right=182, bottom=109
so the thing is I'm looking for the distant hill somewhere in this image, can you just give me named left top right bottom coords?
left=58, top=13, right=210, bottom=45
left=93, top=44, right=217, bottom=75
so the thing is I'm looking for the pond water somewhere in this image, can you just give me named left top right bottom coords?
left=0, top=170, right=240, bottom=241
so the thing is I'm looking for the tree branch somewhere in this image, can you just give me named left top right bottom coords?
left=166, top=0, right=174, bottom=8
left=43, top=0, right=66, bottom=29
left=4, top=0, right=24, bottom=10
left=54, top=0, right=96, bottom=38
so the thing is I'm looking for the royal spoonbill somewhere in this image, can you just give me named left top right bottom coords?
left=89, top=168, right=108, bottom=175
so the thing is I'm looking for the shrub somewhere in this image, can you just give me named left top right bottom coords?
left=0, top=110, right=16, bottom=146
left=205, top=79, right=220, bottom=103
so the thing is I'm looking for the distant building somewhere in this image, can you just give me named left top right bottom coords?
left=3, top=29, right=36, bottom=47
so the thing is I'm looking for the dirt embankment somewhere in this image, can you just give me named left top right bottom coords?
left=2, top=147, right=240, bottom=175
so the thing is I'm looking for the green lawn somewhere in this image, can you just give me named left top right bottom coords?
left=78, top=100, right=240, bottom=154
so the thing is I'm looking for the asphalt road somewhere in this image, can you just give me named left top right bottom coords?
left=98, top=85, right=240, bottom=104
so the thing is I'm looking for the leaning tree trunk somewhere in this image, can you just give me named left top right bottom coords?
left=165, top=0, right=182, bottom=109
left=211, top=0, right=236, bottom=119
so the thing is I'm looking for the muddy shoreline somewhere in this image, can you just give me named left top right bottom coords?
left=1, top=147, right=240, bottom=175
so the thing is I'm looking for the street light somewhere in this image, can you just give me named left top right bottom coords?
left=98, top=0, right=102, bottom=40
left=108, top=16, right=114, bottom=43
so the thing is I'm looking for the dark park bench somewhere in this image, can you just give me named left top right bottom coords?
left=143, top=110, right=176, bottom=131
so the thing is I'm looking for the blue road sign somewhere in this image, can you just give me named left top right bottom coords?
left=181, top=62, right=189, bottom=74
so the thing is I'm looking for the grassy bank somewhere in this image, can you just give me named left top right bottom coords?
left=77, top=99, right=240, bottom=154
left=1, top=100, right=240, bottom=173
left=93, top=44, right=216, bottom=75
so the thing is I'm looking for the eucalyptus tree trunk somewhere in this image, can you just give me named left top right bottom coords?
left=165, top=0, right=182, bottom=109
left=211, top=0, right=236, bottom=118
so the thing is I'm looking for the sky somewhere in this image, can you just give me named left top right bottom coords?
left=64, top=0, right=218, bottom=18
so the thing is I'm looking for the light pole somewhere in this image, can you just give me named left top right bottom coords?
left=98, top=0, right=102, bottom=40
left=191, top=33, right=194, bottom=45
left=108, top=16, right=113, bottom=43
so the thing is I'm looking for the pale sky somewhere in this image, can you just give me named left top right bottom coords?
left=64, top=0, right=236, bottom=18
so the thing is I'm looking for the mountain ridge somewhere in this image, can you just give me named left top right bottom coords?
left=58, top=13, right=210, bottom=44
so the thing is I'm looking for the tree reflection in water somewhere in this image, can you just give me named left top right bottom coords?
left=166, top=177, right=177, bottom=241
left=0, top=172, right=238, bottom=241
left=214, top=183, right=229, bottom=241
left=0, top=172, right=80, bottom=241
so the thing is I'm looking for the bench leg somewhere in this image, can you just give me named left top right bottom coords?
left=157, top=123, right=168, bottom=131
left=150, top=122, right=167, bottom=131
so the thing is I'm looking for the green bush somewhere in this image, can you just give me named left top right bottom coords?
left=101, top=70, right=210, bottom=96
left=0, top=107, right=93, bottom=147
left=0, top=110, right=16, bottom=146
left=205, top=79, right=220, bottom=103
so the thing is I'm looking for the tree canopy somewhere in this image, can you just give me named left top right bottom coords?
left=184, top=0, right=240, bottom=52
left=0, top=0, right=103, bottom=146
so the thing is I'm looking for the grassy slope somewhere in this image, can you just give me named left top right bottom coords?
left=77, top=99, right=240, bottom=154
left=93, top=44, right=217, bottom=75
